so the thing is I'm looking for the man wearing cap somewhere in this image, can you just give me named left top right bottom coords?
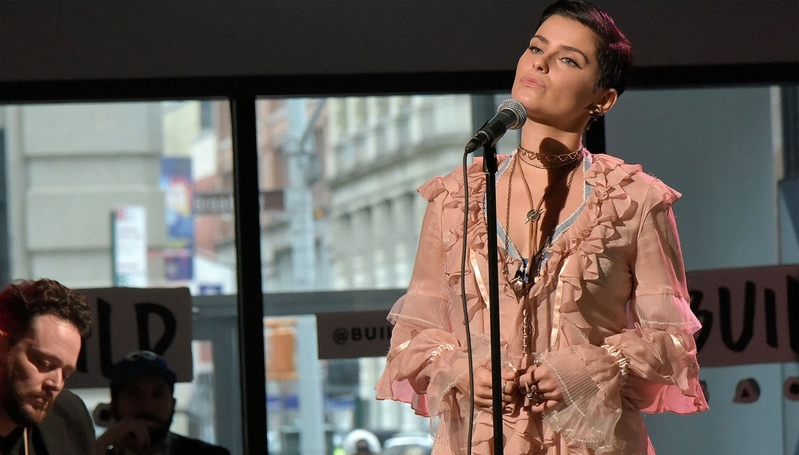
left=95, top=350, right=230, bottom=455
left=0, top=278, right=95, bottom=455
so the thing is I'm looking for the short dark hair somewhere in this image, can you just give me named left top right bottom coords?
left=0, top=278, right=92, bottom=343
left=539, top=0, right=633, bottom=95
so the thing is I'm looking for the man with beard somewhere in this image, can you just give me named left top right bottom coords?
left=0, top=278, right=95, bottom=455
left=95, top=350, right=230, bottom=455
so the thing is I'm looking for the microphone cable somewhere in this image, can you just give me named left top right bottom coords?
left=460, top=148, right=476, bottom=455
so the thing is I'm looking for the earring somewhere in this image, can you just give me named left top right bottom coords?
left=585, top=105, right=604, bottom=130
left=588, top=105, right=603, bottom=119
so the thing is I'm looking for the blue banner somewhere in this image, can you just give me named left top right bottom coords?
left=160, top=158, right=194, bottom=281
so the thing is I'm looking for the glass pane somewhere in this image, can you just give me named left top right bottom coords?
left=606, top=86, right=781, bottom=271
left=255, top=94, right=521, bottom=454
left=264, top=315, right=433, bottom=455
left=0, top=101, right=238, bottom=452
left=256, top=95, right=497, bottom=293
left=253, top=86, right=797, bottom=455
left=605, top=85, right=791, bottom=455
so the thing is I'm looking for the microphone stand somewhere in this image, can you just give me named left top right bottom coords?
left=481, top=143, right=504, bottom=455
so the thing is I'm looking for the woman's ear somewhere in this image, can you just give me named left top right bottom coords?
left=595, top=88, right=619, bottom=116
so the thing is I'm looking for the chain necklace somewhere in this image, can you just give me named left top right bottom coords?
left=518, top=144, right=584, bottom=169
left=503, top=150, right=582, bottom=300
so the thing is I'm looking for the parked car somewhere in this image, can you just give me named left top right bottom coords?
left=343, top=429, right=382, bottom=455
left=382, top=432, right=433, bottom=455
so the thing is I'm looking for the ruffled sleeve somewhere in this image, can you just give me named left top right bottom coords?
left=541, top=173, right=708, bottom=452
left=540, top=344, right=627, bottom=451
left=607, top=180, right=708, bottom=414
left=375, top=170, right=490, bottom=449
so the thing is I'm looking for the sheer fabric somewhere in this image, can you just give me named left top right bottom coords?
left=376, top=151, right=708, bottom=455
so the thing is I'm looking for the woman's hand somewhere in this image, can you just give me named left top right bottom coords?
left=516, top=360, right=564, bottom=413
left=472, top=365, right=519, bottom=411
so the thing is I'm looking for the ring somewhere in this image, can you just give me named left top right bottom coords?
left=533, top=358, right=542, bottom=367
left=502, top=380, right=508, bottom=391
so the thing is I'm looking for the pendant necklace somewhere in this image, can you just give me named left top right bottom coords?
left=504, top=147, right=582, bottom=299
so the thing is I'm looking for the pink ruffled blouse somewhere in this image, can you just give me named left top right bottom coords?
left=375, top=151, right=708, bottom=455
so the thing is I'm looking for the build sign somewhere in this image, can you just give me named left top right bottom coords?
left=67, top=287, right=193, bottom=388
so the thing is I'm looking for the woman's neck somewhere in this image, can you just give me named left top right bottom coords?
left=519, top=122, right=584, bottom=155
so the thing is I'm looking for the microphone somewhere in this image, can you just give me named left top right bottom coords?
left=465, top=99, right=527, bottom=153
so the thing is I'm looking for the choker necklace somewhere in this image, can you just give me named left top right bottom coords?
left=518, top=145, right=584, bottom=169
left=503, top=151, right=582, bottom=300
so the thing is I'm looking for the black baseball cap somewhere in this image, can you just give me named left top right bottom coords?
left=109, top=350, right=178, bottom=391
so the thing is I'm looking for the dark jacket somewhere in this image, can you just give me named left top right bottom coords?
left=171, top=433, right=231, bottom=455
left=32, top=389, right=94, bottom=455
left=32, top=388, right=95, bottom=455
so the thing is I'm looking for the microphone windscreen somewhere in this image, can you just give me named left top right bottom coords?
left=497, top=99, right=527, bottom=130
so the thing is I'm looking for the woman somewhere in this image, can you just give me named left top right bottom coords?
left=375, top=1, right=708, bottom=454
